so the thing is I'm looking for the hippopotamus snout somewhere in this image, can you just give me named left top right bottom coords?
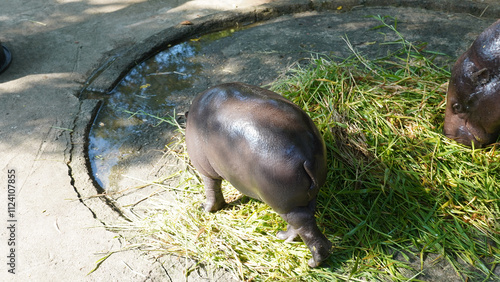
left=443, top=19, right=500, bottom=147
left=185, top=82, right=331, bottom=267
left=443, top=121, right=479, bottom=147
left=443, top=94, right=495, bottom=147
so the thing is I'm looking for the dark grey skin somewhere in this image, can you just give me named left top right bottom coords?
left=185, top=82, right=331, bottom=267
left=444, top=19, right=500, bottom=147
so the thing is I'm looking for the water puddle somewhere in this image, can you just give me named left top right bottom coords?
left=88, top=42, right=201, bottom=190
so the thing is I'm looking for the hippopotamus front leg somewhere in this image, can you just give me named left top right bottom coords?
left=201, top=175, right=226, bottom=212
left=278, top=202, right=332, bottom=267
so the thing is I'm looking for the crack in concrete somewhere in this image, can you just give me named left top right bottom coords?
left=66, top=98, right=132, bottom=224
left=66, top=101, right=99, bottom=220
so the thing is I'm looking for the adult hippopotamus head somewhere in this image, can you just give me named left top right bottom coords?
left=443, top=19, right=500, bottom=147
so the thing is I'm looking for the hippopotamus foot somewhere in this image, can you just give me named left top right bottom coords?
left=276, top=226, right=300, bottom=242
left=305, top=233, right=332, bottom=268
left=200, top=175, right=226, bottom=212
left=279, top=206, right=332, bottom=267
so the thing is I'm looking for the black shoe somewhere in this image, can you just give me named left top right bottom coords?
left=0, top=44, right=12, bottom=75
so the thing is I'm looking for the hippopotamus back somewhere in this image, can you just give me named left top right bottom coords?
left=186, top=82, right=326, bottom=214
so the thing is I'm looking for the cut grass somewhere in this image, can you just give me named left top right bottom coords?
left=105, top=16, right=499, bottom=281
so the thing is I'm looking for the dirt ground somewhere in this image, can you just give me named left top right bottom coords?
left=0, top=0, right=498, bottom=281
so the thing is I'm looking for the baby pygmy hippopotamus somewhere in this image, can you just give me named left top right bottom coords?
left=185, top=82, right=331, bottom=267
left=443, top=19, right=500, bottom=147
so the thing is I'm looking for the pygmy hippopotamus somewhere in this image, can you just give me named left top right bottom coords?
left=185, top=82, right=331, bottom=267
left=443, top=19, right=500, bottom=147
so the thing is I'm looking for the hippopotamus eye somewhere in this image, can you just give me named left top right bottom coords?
left=452, top=103, right=464, bottom=114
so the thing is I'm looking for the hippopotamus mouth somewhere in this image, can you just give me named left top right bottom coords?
left=444, top=118, right=486, bottom=147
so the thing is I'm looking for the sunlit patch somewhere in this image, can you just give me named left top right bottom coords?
left=84, top=5, right=129, bottom=14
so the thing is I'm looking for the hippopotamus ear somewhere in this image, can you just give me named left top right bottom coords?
left=470, top=67, right=490, bottom=86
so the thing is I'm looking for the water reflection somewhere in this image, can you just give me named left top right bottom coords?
left=88, top=42, right=200, bottom=190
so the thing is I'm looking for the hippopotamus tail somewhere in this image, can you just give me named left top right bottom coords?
left=303, top=159, right=325, bottom=192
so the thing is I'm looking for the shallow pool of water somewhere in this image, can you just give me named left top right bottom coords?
left=88, top=42, right=201, bottom=190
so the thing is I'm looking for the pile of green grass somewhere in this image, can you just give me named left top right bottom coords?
left=105, top=17, right=499, bottom=281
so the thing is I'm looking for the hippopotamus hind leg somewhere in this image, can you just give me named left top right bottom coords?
left=278, top=204, right=332, bottom=267
left=277, top=199, right=317, bottom=242
left=201, top=175, right=226, bottom=212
